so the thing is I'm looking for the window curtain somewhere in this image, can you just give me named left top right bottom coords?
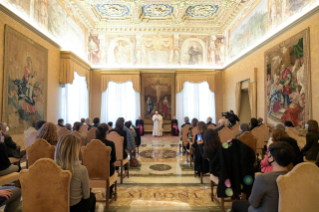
left=101, top=81, right=141, bottom=125
left=235, top=82, right=242, bottom=116
left=62, top=72, right=89, bottom=125
left=176, top=81, right=216, bottom=129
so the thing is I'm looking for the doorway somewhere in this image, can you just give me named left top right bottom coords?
left=239, top=89, right=251, bottom=124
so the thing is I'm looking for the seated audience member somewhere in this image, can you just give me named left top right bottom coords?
left=301, top=120, right=319, bottom=160
left=206, top=117, right=216, bottom=127
left=55, top=135, right=96, bottom=212
left=0, top=122, right=24, bottom=158
left=257, top=117, right=263, bottom=126
left=37, top=122, right=59, bottom=145
left=229, top=110, right=240, bottom=122
left=249, top=118, right=259, bottom=131
left=109, top=118, right=128, bottom=159
left=227, top=117, right=237, bottom=128
left=214, top=119, right=225, bottom=132
left=108, top=122, right=113, bottom=130
left=180, top=117, right=191, bottom=140
left=85, top=118, right=92, bottom=127
left=284, top=120, right=294, bottom=129
left=202, top=129, right=222, bottom=169
left=0, top=142, right=20, bottom=176
left=80, top=118, right=85, bottom=125
left=125, top=121, right=136, bottom=150
left=135, top=117, right=144, bottom=136
left=267, top=123, right=285, bottom=147
left=171, top=116, right=179, bottom=136
left=0, top=142, right=21, bottom=212
left=73, top=122, right=88, bottom=145
left=95, top=124, right=116, bottom=176
left=65, top=123, right=72, bottom=131
left=88, top=118, right=99, bottom=131
left=193, top=122, right=209, bottom=176
left=261, top=129, right=302, bottom=173
left=35, top=120, right=46, bottom=130
left=191, top=118, right=198, bottom=129
left=235, top=123, right=250, bottom=138
left=58, top=119, right=64, bottom=128
left=232, top=142, right=295, bottom=212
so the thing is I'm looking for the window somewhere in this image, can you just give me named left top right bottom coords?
left=61, top=72, right=89, bottom=125
left=101, top=81, right=141, bottom=124
left=176, top=81, right=216, bottom=128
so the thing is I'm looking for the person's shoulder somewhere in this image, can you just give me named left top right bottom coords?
left=74, top=164, right=88, bottom=174
left=260, top=171, right=288, bottom=180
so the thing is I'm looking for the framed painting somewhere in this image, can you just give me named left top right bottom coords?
left=3, top=25, right=48, bottom=134
left=264, top=28, right=310, bottom=129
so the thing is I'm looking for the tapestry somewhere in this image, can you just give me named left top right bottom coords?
left=264, top=28, right=310, bottom=128
left=3, top=25, right=48, bottom=134
left=141, top=74, right=175, bottom=121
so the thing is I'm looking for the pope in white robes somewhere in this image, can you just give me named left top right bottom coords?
left=152, top=111, right=163, bottom=136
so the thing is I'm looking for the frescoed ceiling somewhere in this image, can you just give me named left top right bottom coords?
left=66, top=0, right=253, bottom=34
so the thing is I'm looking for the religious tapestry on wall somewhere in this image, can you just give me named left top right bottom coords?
left=141, top=74, right=175, bottom=120
left=264, top=28, right=310, bottom=128
left=3, top=25, right=48, bottom=134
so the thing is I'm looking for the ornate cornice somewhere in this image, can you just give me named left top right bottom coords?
left=0, top=4, right=61, bottom=49
left=60, top=51, right=91, bottom=70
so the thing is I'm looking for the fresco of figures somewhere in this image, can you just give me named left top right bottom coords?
left=3, top=0, right=86, bottom=58
left=228, top=0, right=319, bottom=59
left=264, top=29, right=310, bottom=128
left=3, top=26, right=48, bottom=134
left=88, top=34, right=226, bottom=67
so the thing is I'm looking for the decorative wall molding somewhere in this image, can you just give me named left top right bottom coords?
left=0, top=4, right=61, bottom=49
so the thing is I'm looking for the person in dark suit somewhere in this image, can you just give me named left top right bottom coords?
left=135, top=117, right=144, bottom=136
left=301, top=120, right=319, bottom=160
left=57, top=118, right=65, bottom=128
left=88, top=118, right=100, bottom=131
left=249, top=118, right=259, bottom=131
left=206, top=117, right=216, bottom=127
left=171, top=116, right=179, bottom=136
left=214, top=119, right=225, bottom=132
left=232, top=142, right=295, bottom=212
left=0, top=122, right=24, bottom=158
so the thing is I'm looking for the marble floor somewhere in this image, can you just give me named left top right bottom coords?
left=92, top=135, right=231, bottom=211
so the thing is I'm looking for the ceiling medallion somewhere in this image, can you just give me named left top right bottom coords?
left=142, top=4, right=174, bottom=17
left=186, top=5, right=219, bottom=18
left=96, top=4, right=130, bottom=17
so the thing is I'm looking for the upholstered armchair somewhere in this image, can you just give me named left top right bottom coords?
left=57, top=127, right=70, bottom=139
left=26, top=139, right=55, bottom=168
left=86, top=127, right=97, bottom=143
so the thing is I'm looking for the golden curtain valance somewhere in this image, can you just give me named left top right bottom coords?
left=60, top=51, right=91, bottom=89
left=101, top=74, right=141, bottom=92
left=176, top=74, right=215, bottom=93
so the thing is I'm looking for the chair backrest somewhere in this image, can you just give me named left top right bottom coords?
left=277, top=162, right=319, bottom=212
left=70, top=131, right=85, bottom=160
left=80, top=124, right=88, bottom=135
left=182, top=125, right=190, bottom=146
left=208, top=124, right=216, bottom=130
left=26, top=139, right=56, bottom=167
left=57, top=127, right=69, bottom=139
left=56, top=124, right=63, bottom=131
left=218, top=127, right=235, bottom=143
left=107, top=131, right=124, bottom=160
left=251, top=127, right=265, bottom=149
left=238, top=132, right=257, bottom=154
left=81, top=139, right=111, bottom=179
left=19, top=158, right=71, bottom=212
left=24, top=127, right=37, bottom=138
left=192, top=127, right=197, bottom=144
left=259, top=124, right=270, bottom=141
left=286, top=127, right=299, bottom=142
left=25, top=131, right=38, bottom=148
left=87, top=127, right=97, bottom=143
left=230, top=124, right=240, bottom=135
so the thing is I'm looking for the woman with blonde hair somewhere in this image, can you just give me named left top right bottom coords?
left=55, top=134, right=96, bottom=212
left=37, top=122, right=58, bottom=145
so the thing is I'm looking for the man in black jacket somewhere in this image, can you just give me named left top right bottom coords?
left=0, top=122, right=25, bottom=158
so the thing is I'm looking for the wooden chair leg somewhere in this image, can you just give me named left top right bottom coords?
left=121, top=162, right=123, bottom=184
left=15, top=180, right=20, bottom=188
left=200, top=172, right=203, bottom=184
left=221, top=198, right=225, bottom=212
left=114, top=180, right=117, bottom=201
left=210, top=180, right=214, bottom=202
left=106, top=180, right=109, bottom=212
left=127, top=162, right=130, bottom=178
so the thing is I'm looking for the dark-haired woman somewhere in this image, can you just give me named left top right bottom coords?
left=193, top=121, right=209, bottom=176
left=109, top=117, right=128, bottom=159
left=249, top=118, right=259, bottom=131
left=301, top=120, right=319, bottom=160
left=73, top=122, right=88, bottom=145
left=203, top=129, right=222, bottom=164
left=96, top=123, right=116, bottom=176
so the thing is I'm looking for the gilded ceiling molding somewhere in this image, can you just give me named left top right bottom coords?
left=0, top=4, right=61, bottom=49
left=60, top=51, right=91, bottom=89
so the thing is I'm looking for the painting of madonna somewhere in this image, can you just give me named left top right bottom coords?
left=3, top=26, right=47, bottom=134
